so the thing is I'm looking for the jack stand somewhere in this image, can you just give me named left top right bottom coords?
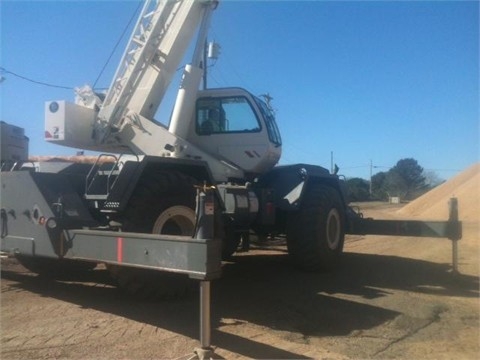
left=448, top=198, right=461, bottom=274
left=452, top=239, right=459, bottom=274
left=190, top=281, right=216, bottom=360
left=192, top=347, right=215, bottom=360
left=189, top=187, right=220, bottom=359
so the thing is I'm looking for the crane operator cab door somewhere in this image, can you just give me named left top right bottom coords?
left=187, top=87, right=282, bottom=177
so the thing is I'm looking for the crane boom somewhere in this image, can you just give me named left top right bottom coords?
left=92, top=0, right=216, bottom=144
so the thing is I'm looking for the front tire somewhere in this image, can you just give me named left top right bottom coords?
left=286, top=184, right=345, bottom=271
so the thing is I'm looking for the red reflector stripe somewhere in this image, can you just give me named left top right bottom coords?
left=117, top=237, right=123, bottom=263
left=266, top=202, right=274, bottom=214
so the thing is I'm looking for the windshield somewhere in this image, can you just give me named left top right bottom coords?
left=196, top=96, right=261, bottom=135
left=254, top=96, right=282, bottom=147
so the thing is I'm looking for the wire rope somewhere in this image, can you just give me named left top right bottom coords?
left=92, top=1, right=143, bottom=90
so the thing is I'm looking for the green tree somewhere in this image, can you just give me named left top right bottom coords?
left=388, top=158, right=427, bottom=200
left=370, top=158, right=428, bottom=201
left=346, top=177, right=370, bottom=201
left=371, top=171, right=388, bottom=200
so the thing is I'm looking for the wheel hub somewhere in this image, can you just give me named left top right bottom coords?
left=326, top=208, right=341, bottom=250
left=152, top=205, right=196, bottom=236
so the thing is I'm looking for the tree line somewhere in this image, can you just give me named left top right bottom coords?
left=345, top=158, right=443, bottom=202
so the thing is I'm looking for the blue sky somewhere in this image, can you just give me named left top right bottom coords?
left=1, top=0, right=478, bottom=181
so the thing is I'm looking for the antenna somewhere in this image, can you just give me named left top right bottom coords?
left=260, top=93, right=273, bottom=109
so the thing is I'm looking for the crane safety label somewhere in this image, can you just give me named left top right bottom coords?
left=204, top=201, right=214, bottom=215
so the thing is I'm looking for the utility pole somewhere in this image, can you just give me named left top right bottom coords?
left=331, top=151, right=334, bottom=174
left=369, top=159, right=373, bottom=196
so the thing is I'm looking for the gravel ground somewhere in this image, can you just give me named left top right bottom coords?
left=1, top=202, right=479, bottom=359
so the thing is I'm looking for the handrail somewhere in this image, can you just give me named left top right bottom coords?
left=85, top=154, right=118, bottom=197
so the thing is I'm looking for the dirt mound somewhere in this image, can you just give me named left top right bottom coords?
left=397, top=163, right=479, bottom=222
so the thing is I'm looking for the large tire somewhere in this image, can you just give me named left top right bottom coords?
left=286, top=184, right=345, bottom=271
left=109, top=171, right=198, bottom=298
left=122, top=171, right=197, bottom=234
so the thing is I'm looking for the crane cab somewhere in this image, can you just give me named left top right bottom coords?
left=185, top=87, right=282, bottom=178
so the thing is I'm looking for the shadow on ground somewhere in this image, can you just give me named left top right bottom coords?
left=1, top=250, right=478, bottom=359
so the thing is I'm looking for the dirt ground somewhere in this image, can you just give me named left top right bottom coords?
left=1, top=202, right=479, bottom=359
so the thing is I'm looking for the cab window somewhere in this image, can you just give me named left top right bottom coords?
left=196, top=96, right=261, bottom=135
left=254, top=96, right=282, bottom=146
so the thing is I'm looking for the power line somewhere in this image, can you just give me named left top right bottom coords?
left=0, top=3, right=143, bottom=92
left=341, top=165, right=369, bottom=169
left=0, top=66, right=73, bottom=90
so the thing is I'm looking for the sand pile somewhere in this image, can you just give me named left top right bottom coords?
left=397, top=163, right=479, bottom=222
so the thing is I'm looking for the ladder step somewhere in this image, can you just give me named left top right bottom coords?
left=96, top=170, right=120, bottom=176
left=85, top=194, right=108, bottom=200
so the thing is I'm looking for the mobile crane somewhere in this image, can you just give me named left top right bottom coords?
left=38, top=0, right=346, bottom=277
left=1, top=0, right=462, bottom=353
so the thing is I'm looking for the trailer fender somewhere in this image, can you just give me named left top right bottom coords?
left=254, top=164, right=349, bottom=212
left=108, top=156, right=217, bottom=214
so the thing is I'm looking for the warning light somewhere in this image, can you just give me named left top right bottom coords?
left=46, top=218, right=57, bottom=229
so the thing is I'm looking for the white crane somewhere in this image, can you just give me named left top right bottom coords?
left=45, top=0, right=282, bottom=182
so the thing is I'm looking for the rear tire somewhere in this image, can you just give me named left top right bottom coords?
left=122, top=171, right=197, bottom=234
left=109, top=171, right=198, bottom=298
left=286, top=184, right=345, bottom=271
